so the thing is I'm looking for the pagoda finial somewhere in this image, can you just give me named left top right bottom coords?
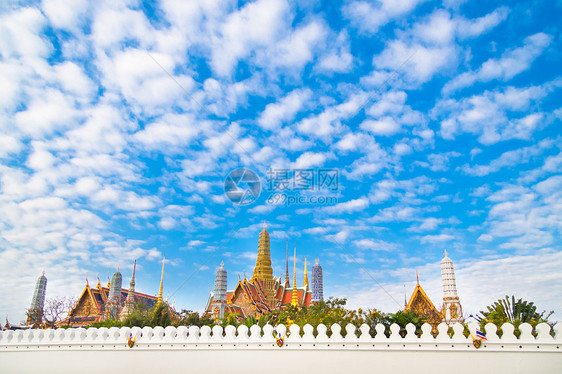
left=220, top=261, right=224, bottom=268
left=157, top=256, right=165, bottom=305
left=263, top=219, right=266, bottom=229
left=96, top=273, right=101, bottom=289
left=132, top=259, right=137, bottom=281
left=86, top=272, right=89, bottom=286
left=291, top=244, right=298, bottom=307
left=42, top=269, right=45, bottom=276
left=444, top=249, right=448, bottom=258
left=416, top=271, right=419, bottom=284
left=284, top=238, right=290, bottom=288
left=107, top=272, right=110, bottom=288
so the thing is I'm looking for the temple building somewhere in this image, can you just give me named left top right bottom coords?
left=59, top=260, right=163, bottom=327
left=405, top=251, right=464, bottom=330
left=405, top=272, right=443, bottom=331
left=205, top=223, right=323, bottom=319
left=26, top=271, right=47, bottom=327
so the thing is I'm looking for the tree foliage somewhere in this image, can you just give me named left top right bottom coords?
left=473, top=295, right=553, bottom=336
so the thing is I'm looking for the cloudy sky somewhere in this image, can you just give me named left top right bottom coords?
left=1, top=0, right=561, bottom=324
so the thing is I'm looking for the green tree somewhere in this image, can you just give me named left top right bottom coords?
left=150, top=302, right=172, bottom=327
left=473, top=295, right=553, bottom=336
left=387, top=310, right=427, bottom=337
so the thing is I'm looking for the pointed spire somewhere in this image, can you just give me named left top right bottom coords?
left=284, top=238, right=290, bottom=288
left=303, top=256, right=309, bottom=289
left=263, top=219, right=266, bottom=229
left=444, top=249, right=448, bottom=258
left=404, top=284, right=407, bottom=309
left=86, top=272, right=89, bottom=286
left=157, top=256, right=165, bottom=305
left=96, top=274, right=101, bottom=289
left=291, top=244, right=298, bottom=306
left=130, top=259, right=137, bottom=287
left=416, top=271, right=419, bottom=285
left=107, top=272, right=110, bottom=288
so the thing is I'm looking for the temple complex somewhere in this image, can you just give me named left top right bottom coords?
left=405, top=251, right=464, bottom=331
left=205, top=223, right=323, bottom=319
left=58, top=260, right=163, bottom=327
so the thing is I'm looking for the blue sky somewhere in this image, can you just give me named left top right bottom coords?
left=1, top=0, right=561, bottom=323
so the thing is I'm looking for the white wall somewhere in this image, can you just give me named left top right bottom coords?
left=1, top=322, right=561, bottom=374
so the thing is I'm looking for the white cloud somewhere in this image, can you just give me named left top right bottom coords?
left=354, top=238, right=397, bottom=251
left=360, top=116, right=401, bottom=136
left=317, top=30, right=353, bottom=73
left=210, top=0, right=290, bottom=76
left=134, top=114, right=201, bottom=151
left=444, top=33, right=552, bottom=93
left=296, top=93, right=367, bottom=140
left=462, top=139, right=554, bottom=176
left=419, top=233, right=455, bottom=244
left=0, top=7, right=50, bottom=59
left=291, top=152, right=329, bottom=169
left=455, top=7, right=509, bottom=39
left=434, top=83, right=558, bottom=144
left=324, top=197, right=369, bottom=214
left=373, top=40, right=457, bottom=86
left=42, top=0, right=89, bottom=30
left=415, top=151, right=461, bottom=172
left=99, top=48, right=194, bottom=113
left=257, top=89, right=312, bottom=130
left=15, top=88, right=80, bottom=137
left=343, top=0, right=426, bottom=34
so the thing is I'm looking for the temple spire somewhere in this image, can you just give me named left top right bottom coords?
left=441, top=250, right=463, bottom=324
left=253, top=223, right=273, bottom=282
left=284, top=238, right=290, bottom=288
left=120, top=259, right=137, bottom=320
left=303, top=256, right=309, bottom=289
left=130, top=259, right=136, bottom=288
left=291, top=244, right=298, bottom=306
left=157, top=256, right=165, bottom=305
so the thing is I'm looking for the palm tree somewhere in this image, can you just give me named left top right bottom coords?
left=473, top=295, right=553, bottom=336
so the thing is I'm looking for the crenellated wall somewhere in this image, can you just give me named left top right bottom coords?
left=1, top=322, right=561, bottom=373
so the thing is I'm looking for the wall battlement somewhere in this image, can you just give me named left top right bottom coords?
left=1, top=322, right=561, bottom=373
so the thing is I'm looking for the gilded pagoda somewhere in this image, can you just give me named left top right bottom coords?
left=205, top=222, right=323, bottom=319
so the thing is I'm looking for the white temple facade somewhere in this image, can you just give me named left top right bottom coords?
left=441, top=250, right=463, bottom=324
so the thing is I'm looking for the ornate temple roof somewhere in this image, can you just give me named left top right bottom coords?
left=405, top=274, right=443, bottom=329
